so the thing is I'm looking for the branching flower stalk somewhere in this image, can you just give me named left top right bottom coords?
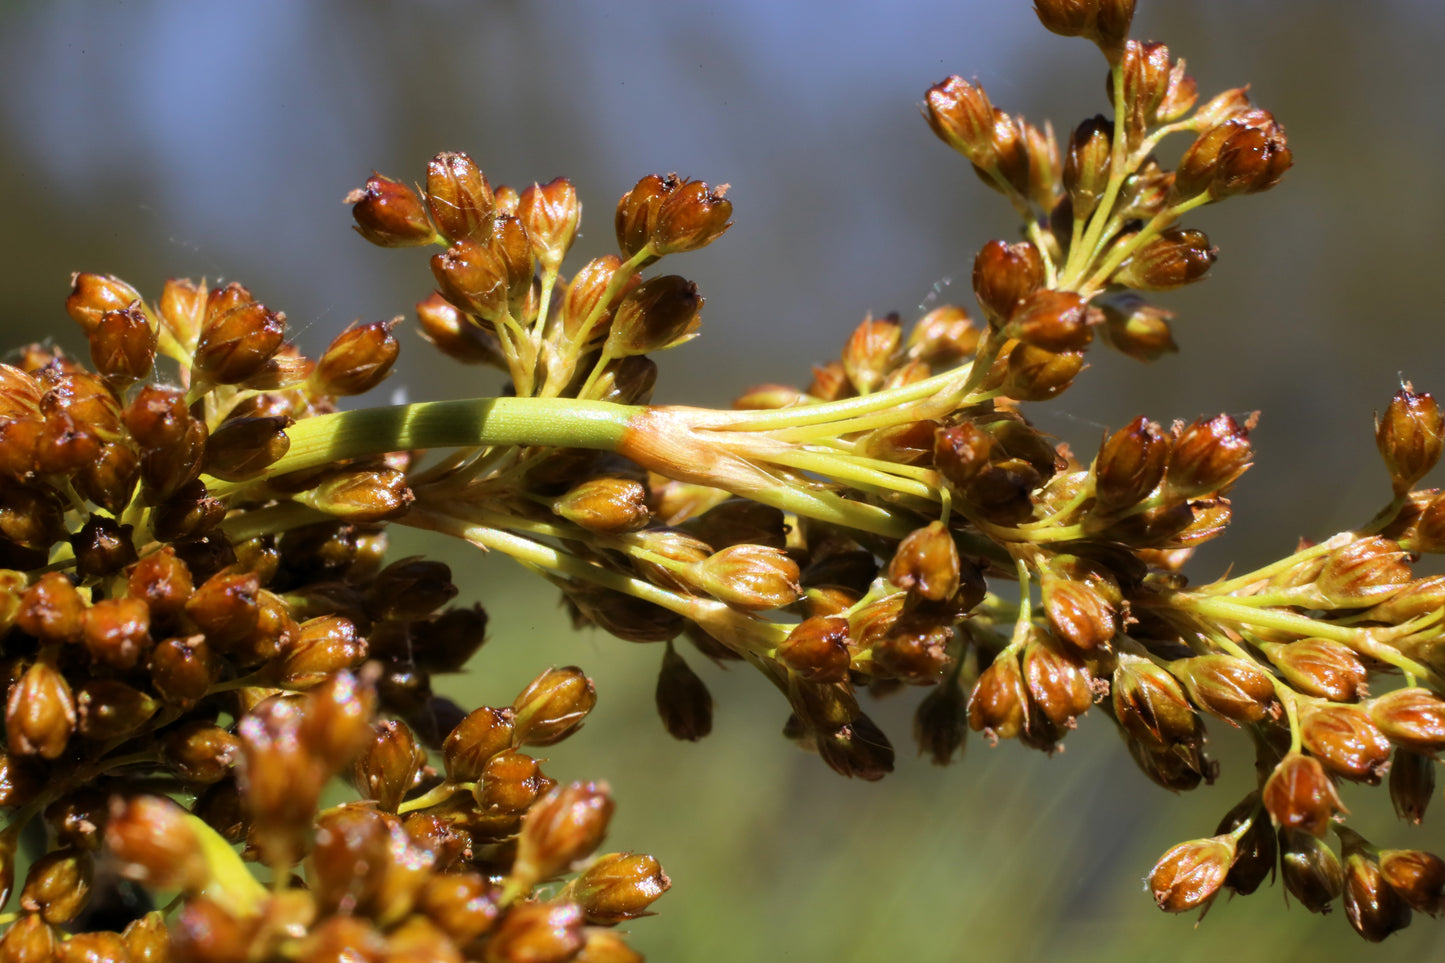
left=4, top=0, right=1445, bottom=957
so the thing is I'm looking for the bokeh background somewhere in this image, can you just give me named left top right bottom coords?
left=4, top=1, right=1445, bottom=959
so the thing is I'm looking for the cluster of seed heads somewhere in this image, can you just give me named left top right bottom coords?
left=2, top=0, right=1444, bottom=956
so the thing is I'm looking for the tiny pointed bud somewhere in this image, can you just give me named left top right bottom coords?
left=1009, top=289, right=1092, bottom=353
left=91, top=303, right=157, bottom=384
left=1377, top=386, right=1443, bottom=495
left=1258, top=638, right=1366, bottom=702
left=300, top=468, right=414, bottom=523
left=19, top=847, right=92, bottom=924
left=473, top=748, right=555, bottom=817
left=1147, top=834, right=1236, bottom=913
left=203, top=415, right=291, bottom=482
left=6, top=661, right=75, bottom=759
left=347, top=173, right=437, bottom=247
left=1093, top=416, right=1169, bottom=514
left=1298, top=702, right=1392, bottom=783
left=353, top=719, right=425, bottom=812
left=653, top=178, right=733, bottom=255
left=655, top=643, right=713, bottom=741
left=425, top=152, right=495, bottom=243
left=1369, top=687, right=1445, bottom=754
left=1173, top=654, right=1275, bottom=726
left=194, top=283, right=286, bottom=386
left=1063, top=115, right=1113, bottom=221
left=1113, top=228, right=1216, bottom=290
left=1343, top=847, right=1413, bottom=942
left=518, top=177, right=581, bottom=271
left=566, top=852, right=671, bottom=925
left=1022, top=630, right=1094, bottom=728
left=513, top=666, right=596, bottom=747
left=75, top=678, right=159, bottom=741
left=314, top=319, right=401, bottom=397
left=416, top=291, right=505, bottom=366
left=816, top=712, right=895, bottom=781
left=1279, top=828, right=1343, bottom=914
left=922, top=76, right=997, bottom=170
left=615, top=173, right=677, bottom=261
left=602, top=274, right=703, bottom=357
left=66, top=273, right=142, bottom=335
left=968, top=649, right=1028, bottom=740
left=776, top=615, right=852, bottom=684
left=1110, top=653, right=1199, bottom=749
left=841, top=313, right=903, bottom=394
left=1165, top=413, right=1252, bottom=499
left=513, top=782, right=614, bottom=886
left=442, top=705, right=516, bottom=782
left=1316, top=536, right=1411, bottom=606
left=888, top=522, right=961, bottom=602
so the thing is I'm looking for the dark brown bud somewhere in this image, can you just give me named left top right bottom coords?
left=1119, top=41, right=1195, bottom=132
left=512, top=666, right=596, bottom=747
left=123, top=384, right=189, bottom=450
left=313, top=320, right=401, bottom=397
left=1164, top=413, right=1252, bottom=499
left=815, top=712, right=895, bottom=781
left=1034, top=0, right=1135, bottom=53
left=561, top=254, right=633, bottom=345
left=615, top=173, right=677, bottom=261
left=653, top=178, right=732, bottom=256
left=1173, top=654, right=1274, bottom=726
left=1208, top=119, right=1292, bottom=198
left=776, top=615, right=852, bottom=684
left=566, top=852, right=671, bottom=925
left=1390, top=749, right=1435, bottom=825
left=75, top=678, right=159, bottom=741
left=415, top=291, right=505, bottom=366
left=353, top=720, right=424, bottom=813
left=1279, top=828, right=1343, bottom=914
left=1113, top=228, right=1216, bottom=290
left=1262, top=752, right=1345, bottom=837
left=74, top=440, right=139, bottom=514
left=484, top=901, right=584, bottom=963
left=19, top=847, right=92, bottom=924
left=971, top=240, right=1045, bottom=327
left=66, top=273, right=142, bottom=335
left=513, top=782, right=614, bottom=886
left=1377, top=385, right=1443, bottom=496
left=1369, top=687, right=1445, bottom=754
left=1257, top=638, right=1366, bottom=703
left=1063, top=115, right=1112, bottom=222
left=148, top=634, right=221, bottom=706
left=1098, top=295, right=1177, bottom=361
left=1000, top=343, right=1084, bottom=401
left=162, top=721, right=241, bottom=785
left=34, top=411, right=102, bottom=477
left=1379, top=848, right=1445, bottom=916
left=278, top=613, right=369, bottom=688
left=1342, top=842, right=1413, bottom=942
left=923, top=76, right=997, bottom=170
left=553, top=476, right=651, bottom=533
left=431, top=239, right=509, bottom=322
left=347, top=173, right=437, bottom=247
left=655, top=643, right=712, bottom=742
left=18, top=572, right=86, bottom=644
left=1021, top=630, right=1094, bottom=728
left=841, top=313, right=903, bottom=394
left=1147, top=834, right=1236, bottom=913
left=1092, top=416, right=1169, bottom=516
left=443, top=706, right=516, bottom=782
left=694, top=543, right=801, bottom=612
left=1213, top=796, right=1275, bottom=896
left=91, top=303, right=156, bottom=384
left=367, top=557, right=457, bottom=621
left=1299, top=702, right=1392, bottom=783
left=105, top=794, right=209, bottom=892
left=185, top=570, right=260, bottom=650
left=202, top=415, right=291, bottom=483
left=888, top=521, right=960, bottom=602
left=425, top=152, right=494, bottom=243
left=913, top=675, right=968, bottom=765
left=193, top=283, right=286, bottom=386
left=602, top=274, right=703, bottom=357
left=968, top=649, right=1028, bottom=740
left=1009, top=289, right=1092, bottom=353
left=933, top=422, right=993, bottom=489
left=409, top=604, right=489, bottom=674
left=6, top=661, right=75, bottom=759
left=1110, top=653, right=1199, bottom=749
left=518, top=177, right=581, bottom=271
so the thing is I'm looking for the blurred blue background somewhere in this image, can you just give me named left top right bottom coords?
left=4, top=1, right=1445, bottom=958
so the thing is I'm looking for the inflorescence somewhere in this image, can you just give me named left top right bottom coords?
left=2, top=0, right=1444, bottom=956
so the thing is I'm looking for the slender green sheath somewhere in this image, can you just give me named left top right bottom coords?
left=216, top=396, right=636, bottom=491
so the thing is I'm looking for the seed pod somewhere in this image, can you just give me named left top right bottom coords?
left=105, top=794, right=210, bottom=893
left=0, top=911, right=56, bottom=961
left=425, top=152, right=494, bottom=244
left=971, top=240, right=1045, bottom=327
left=913, top=675, right=969, bottom=765
left=1033, top=0, right=1134, bottom=53
left=517, top=177, right=581, bottom=271
left=1147, top=834, right=1236, bottom=913
left=75, top=679, right=159, bottom=741
left=1379, top=848, right=1445, bottom=916
left=314, top=320, right=401, bottom=397
left=1098, top=295, right=1177, bottom=361
left=186, top=570, right=261, bottom=650
left=553, top=476, right=651, bottom=533
left=1390, top=749, right=1435, bottom=825
left=1213, top=796, right=1275, bottom=896
left=561, top=254, right=630, bottom=344
left=1279, top=828, right=1343, bottom=914
left=1173, top=121, right=1241, bottom=201
left=693, top=543, right=801, bottom=612
left=1342, top=838, right=1413, bottom=942
left=484, top=901, right=585, bottom=963
left=1164, top=413, right=1252, bottom=499
left=933, top=422, right=992, bottom=489
left=968, top=649, right=1028, bottom=740
left=565, top=852, right=671, bottom=925
left=513, top=782, right=614, bottom=886
left=1257, top=638, right=1366, bottom=703
left=513, top=666, right=596, bottom=747
left=1009, top=289, right=1092, bottom=353
left=615, top=173, right=678, bottom=261
left=19, top=847, right=92, bottom=924
left=907, top=305, right=979, bottom=367
left=66, top=272, right=143, bottom=335
left=18, top=572, right=86, bottom=644
left=1063, top=115, right=1113, bottom=222
left=1316, top=536, right=1411, bottom=606
left=1377, top=386, right=1443, bottom=496
left=816, top=712, right=895, bottom=781
left=193, top=283, right=286, bottom=386
left=309, top=805, right=392, bottom=916
left=431, top=239, right=509, bottom=322
left=841, top=314, right=903, bottom=394
left=654, top=643, right=712, bottom=742
left=34, top=410, right=101, bottom=477
left=1110, top=654, right=1199, bottom=749
left=1299, top=702, right=1392, bottom=783
left=1173, top=654, right=1274, bottom=725
left=1021, top=630, right=1094, bottom=729
left=602, top=274, right=703, bottom=358
left=473, top=749, right=555, bottom=820
left=367, top=557, right=457, bottom=621
left=1093, top=416, right=1169, bottom=514
left=91, top=303, right=156, bottom=384
left=161, top=721, right=241, bottom=785
left=776, top=615, right=852, bottom=684
left=652, top=178, right=733, bottom=256
left=922, top=76, right=997, bottom=170
left=1369, top=687, right=1445, bottom=753
left=279, top=614, right=369, bottom=688
left=416, top=873, right=500, bottom=946
left=148, top=634, right=221, bottom=706
left=353, top=720, right=425, bottom=813
left=6, top=661, right=75, bottom=759
left=1001, top=343, right=1084, bottom=401
left=1113, top=228, right=1216, bottom=290
left=443, top=706, right=516, bottom=782
left=415, top=291, right=505, bottom=366
left=348, top=173, right=437, bottom=247
left=888, top=522, right=961, bottom=602
left=1262, top=752, right=1345, bottom=837
left=300, top=468, right=414, bottom=523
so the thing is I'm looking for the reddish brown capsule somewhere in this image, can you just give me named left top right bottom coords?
left=148, top=634, right=221, bottom=706
left=776, top=615, right=852, bottom=684
left=513, top=666, right=596, bottom=747
left=415, top=291, right=504, bottom=366
left=1147, top=834, right=1236, bottom=914
left=888, top=522, right=961, bottom=602
left=1098, top=295, right=1177, bottom=361
left=1021, top=630, right=1094, bottom=729
left=968, top=649, right=1028, bottom=741
left=1377, top=386, right=1443, bottom=496
left=1110, top=654, right=1199, bottom=749
left=1034, top=0, right=1135, bottom=53
left=193, top=283, right=286, bottom=386
left=91, top=303, right=157, bottom=384
left=203, top=415, right=291, bottom=482
left=602, top=274, right=703, bottom=357
left=82, top=597, right=151, bottom=670
left=653, top=178, right=733, bottom=256
left=513, top=782, right=614, bottom=886
left=1279, top=828, right=1343, bottom=914
left=425, top=152, right=495, bottom=243
left=443, top=706, right=516, bottom=782
left=933, top=422, right=992, bottom=489
left=971, top=240, right=1045, bottom=327
left=347, top=172, right=437, bottom=247
left=1262, top=752, right=1345, bottom=837
left=518, top=177, right=581, bottom=271
left=1093, top=416, right=1169, bottom=514
left=354, top=720, right=424, bottom=813
left=923, top=76, right=997, bottom=170
left=431, top=238, right=510, bottom=322
left=1164, top=413, right=1252, bottom=499
left=1369, top=687, right=1445, bottom=754
left=65, top=272, right=142, bottom=335
left=1173, top=654, right=1274, bottom=726
left=655, top=643, right=712, bottom=742
left=1009, top=289, right=1092, bottom=353
left=1342, top=843, right=1413, bottom=942
left=6, top=661, right=76, bottom=760
left=485, top=901, right=585, bottom=963
left=841, top=314, right=903, bottom=395
left=314, top=320, right=401, bottom=397
left=615, top=173, right=678, bottom=261
left=1379, top=848, right=1445, bottom=916
left=1113, top=228, right=1216, bottom=290
left=1298, top=702, right=1392, bottom=783
left=694, top=544, right=801, bottom=612
left=553, top=476, right=651, bottom=534
left=566, top=852, right=671, bottom=925
left=17, top=572, right=86, bottom=644
left=1390, top=749, right=1435, bottom=825
left=1258, top=638, right=1366, bottom=703
left=1063, top=115, right=1112, bottom=221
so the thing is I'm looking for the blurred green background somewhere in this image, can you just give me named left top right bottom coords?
left=4, top=1, right=1445, bottom=959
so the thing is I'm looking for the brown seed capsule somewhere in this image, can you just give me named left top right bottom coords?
left=1173, top=654, right=1274, bottom=726
left=425, top=152, right=495, bottom=244
left=148, top=634, right=221, bottom=706
left=1147, top=834, right=1236, bottom=913
left=1098, top=295, right=1177, bottom=361
left=602, top=274, right=703, bottom=358
left=516, top=176, right=581, bottom=273
left=202, top=415, right=291, bottom=483
left=123, top=384, right=189, bottom=451
left=186, top=570, right=260, bottom=650
left=512, top=666, right=596, bottom=747
left=122, top=910, right=172, bottom=963
left=655, top=643, right=713, bottom=741
left=314, top=320, right=401, bottom=397
left=1342, top=841, right=1413, bottom=942
left=105, top=794, right=209, bottom=892
left=354, top=720, right=425, bottom=813
left=162, top=721, right=241, bottom=785
left=841, top=313, right=903, bottom=394
left=472, top=748, right=555, bottom=820
left=91, top=303, right=157, bottom=384
left=6, top=661, right=75, bottom=759
left=1092, top=416, right=1169, bottom=514
left=653, top=178, right=733, bottom=256
left=972, top=240, right=1045, bottom=327
left=1379, top=848, right=1445, bottom=916
left=923, top=76, right=997, bottom=170
left=75, top=678, right=159, bottom=741
left=968, top=649, right=1028, bottom=740
left=1262, top=752, right=1345, bottom=837
left=907, top=304, right=980, bottom=367
left=1063, top=115, right=1113, bottom=222
left=19, top=847, right=92, bottom=924
left=615, top=173, right=678, bottom=261
left=1164, top=413, right=1252, bottom=499
left=1390, top=749, right=1435, bottom=825
left=1110, top=654, right=1199, bottom=749
left=416, top=291, right=505, bottom=366
left=443, top=706, right=517, bottom=782
left=1316, top=536, right=1412, bottom=606
left=309, top=805, right=392, bottom=916
left=1369, top=687, right=1445, bottom=753
left=1113, top=228, right=1216, bottom=290
left=1279, top=828, right=1343, bottom=914
left=415, top=872, right=499, bottom=945
left=553, top=476, right=651, bottom=534
left=1021, top=630, right=1094, bottom=729
left=888, top=522, right=961, bottom=602
left=1009, top=289, right=1092, bottom=353
left=1000, top=343, right=1084, bottom=401
left=1034, top=0, right=1135, bottom=53
left=693, top=543, right=801, bottom=612
left=347, top=172, right=438, bottom=247
left=298, top=468, right=414, bottom=523
left=431, top=239, right=510, bottom=322
left=1212, top=796, right=1275, bottom=896
left=913, top=675, right=969, bottom=765
left=1377, top=386, right=1443, bottom=496
left=1257, top=638, right=1366, bottom=703
left=34, top=411, right=101, bottom=477
left=193, top=283, right=286, bottom=386
left=566, top=852, right=671, bottom=925
left=18, top=572, right=86, bottom=644
left=484, top=901, right=584, bottom=963
left=366, top=557, right=457, bottom=621
left=278, top=613, right=369, bottom=688
left=815, top=711, right=895, bottom=781
left=513, top=782, right=614, bottom=886
left=1299, top=702, right=1392, bottom=783
left=0, top=911, right=56, bottom=962
left=933, top=421, right=992, bottom=490
left=66, top=273, right=143, bottom=335
left=776, top=615, right=852, bottom=684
